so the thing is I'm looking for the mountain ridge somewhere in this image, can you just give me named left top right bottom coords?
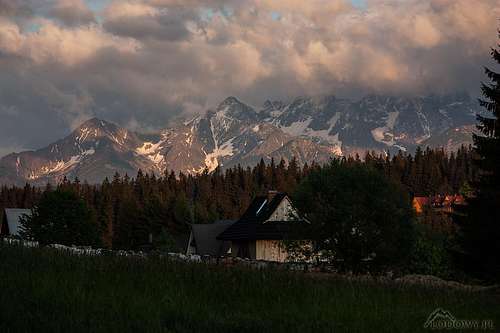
left=0, top=93, right=479, bottom=185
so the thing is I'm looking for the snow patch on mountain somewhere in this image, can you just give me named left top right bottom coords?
left=185, top=124, right=196, bottom=146
left=136, top=140, right=165, bottom=166
left=15, top=157, right=21, bottom=175
left=415, top=105, right=431, bottom=143
left=82, top=148, right=95, bottom=156
left=27, top=148, right=95, bottom=180
left=109, top=131, right=127, bottom=146
left=330, top=134, right=343, bottom=155
left=213, top=111, right=235, bottom=134
left=371, top=111, right=399, bottom=146
left=279, top=118, right=313, bottom=136
left=183, top=115, right=200, bottom=126
left=273, top=112, right=343, bottom=154
left=76, top=127, right=96, bottom=143
left=329, top=112, right=341, bottom=127
left=203, top=138, right=235, bottom=172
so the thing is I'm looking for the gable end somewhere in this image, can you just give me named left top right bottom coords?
left=265, top=196, right=300, bottom=223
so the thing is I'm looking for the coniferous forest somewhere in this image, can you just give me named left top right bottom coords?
left=0, top=146, right=476, bottom=250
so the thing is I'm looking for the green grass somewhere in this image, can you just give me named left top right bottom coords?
left=0, top=244, right=498, bottom=333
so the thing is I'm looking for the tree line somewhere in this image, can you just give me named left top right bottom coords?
left=0, top=146, right=476, bottom=250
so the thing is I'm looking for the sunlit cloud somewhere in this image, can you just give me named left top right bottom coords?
left=0, top=0, right=498, bottom=156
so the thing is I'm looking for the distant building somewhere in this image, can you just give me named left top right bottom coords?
left=186, top=220, right=235, bottom=256
left=217, top=191, right=307, bottom=262
left=412, top=197, right=430, bottom=214
left=1, top=208, right=31, bottom=237
left=412, top=194, right=465, bottom=214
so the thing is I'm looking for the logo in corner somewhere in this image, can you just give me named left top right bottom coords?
left=424, top=308, right=495, bottom=330
left=424, top=308, right=457, bottom=329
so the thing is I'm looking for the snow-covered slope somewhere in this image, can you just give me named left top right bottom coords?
left=260, top=93, right=477, bottom=156
left=0, top=118, right=154, bottom=185
left=0, top=93, right=480, bottom=185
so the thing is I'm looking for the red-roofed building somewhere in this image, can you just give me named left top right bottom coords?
left=413, top=194, right=465, bottom=214
left=412, top=197, right=430, bottom=214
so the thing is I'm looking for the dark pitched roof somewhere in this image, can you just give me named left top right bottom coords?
left=239, top=192, right=287, bottom=223
left=217, top=193, right=305, bottom=241
left=190, top=220, right=235, bottom=255
left=413, top=197, right=430, bottom=206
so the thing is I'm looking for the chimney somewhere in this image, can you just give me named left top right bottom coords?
left=267, top=190, right=279, bottom=202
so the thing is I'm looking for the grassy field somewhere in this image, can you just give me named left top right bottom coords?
left=0, top=244, right=498, bottom=333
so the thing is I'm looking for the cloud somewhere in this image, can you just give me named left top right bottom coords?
left=0, top=145, right=29, bottom=159
left=0, top=0, right=499, bottom=156
left=102, top=3, right=194, bottom=41
left=50, top=0, right=96, bottom=27
left=0, top=17, right=139, bottom=66
left=0, top=0, right=35, bottom=17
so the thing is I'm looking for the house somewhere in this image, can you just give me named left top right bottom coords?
left=412, top=194, right=465, bottom=214
left=412, top=197, right=430, bottom=214
left=186, top=220, right=235, bottom=256
left=1, top=208, right=31, bottom=237
left=217, top=191, right=306, bottom=262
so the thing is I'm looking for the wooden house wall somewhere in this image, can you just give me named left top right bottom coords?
left=255, top=240, right=288, bottom=262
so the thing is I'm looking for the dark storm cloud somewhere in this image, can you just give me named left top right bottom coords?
left=103, top=7, right=195, bottom=41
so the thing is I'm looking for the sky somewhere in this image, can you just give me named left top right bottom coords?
left=0, top=0, right=499, bottom=157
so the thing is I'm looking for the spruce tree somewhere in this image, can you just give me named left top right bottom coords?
left=20, top=189, right=101, bottom=247
left=455, top=31, right=500, bottom=281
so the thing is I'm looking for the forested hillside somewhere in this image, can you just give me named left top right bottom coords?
left=0, top=146, right=476, bottom=249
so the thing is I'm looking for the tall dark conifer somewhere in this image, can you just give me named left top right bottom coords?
left=455, top=32, right=500, bottom=280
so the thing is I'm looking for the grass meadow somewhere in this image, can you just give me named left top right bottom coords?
left=0, top=244, right=498, bottom=333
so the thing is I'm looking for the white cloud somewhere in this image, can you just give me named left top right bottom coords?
left=0, top=16, right=140, bottom=68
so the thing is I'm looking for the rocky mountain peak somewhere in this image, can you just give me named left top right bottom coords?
left=215, top=97, right=257, bottom=122
left=73, top=117, right=132, bottom=147
left=218, top=96, right=243, bottom=107
left=76, top=117, right=112, bottom=131
left=0, top=93, right=480, bottom=186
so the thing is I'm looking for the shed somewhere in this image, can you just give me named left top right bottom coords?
left=1, top=209, right=31, bottom=237
left=186, top=220, right=236, bottom=256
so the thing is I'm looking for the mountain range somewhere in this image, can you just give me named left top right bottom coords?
left=0, top=93, right=479, bottom=185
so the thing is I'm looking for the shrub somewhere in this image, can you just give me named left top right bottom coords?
left=406, top=224, right=454, bottom=278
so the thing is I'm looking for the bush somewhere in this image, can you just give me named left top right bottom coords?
left=153, top=228, right=178, bottom=252
left=406, top=224, right=454, bottom=278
